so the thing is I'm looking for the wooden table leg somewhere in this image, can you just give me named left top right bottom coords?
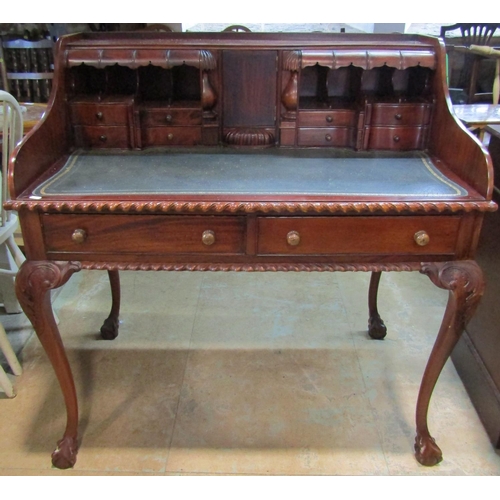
left=100, top=270, right=120, bottom=340
left=15, top=260, right=81, bottom=469
left=416, top=261, right=484, bottom=466
left=368, top=271, right=387, bottom=339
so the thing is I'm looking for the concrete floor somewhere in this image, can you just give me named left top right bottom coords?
left=1, top=269, right=499, bottom=475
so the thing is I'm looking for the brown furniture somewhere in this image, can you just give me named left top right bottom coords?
left=452, top=123, right=500, bottom=448
left=0, top=37, right=54, bottom=103
left=5, top=31, right=496, bottom=470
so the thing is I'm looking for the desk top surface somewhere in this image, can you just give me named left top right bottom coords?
left=31, top=149, right=469, bottom=200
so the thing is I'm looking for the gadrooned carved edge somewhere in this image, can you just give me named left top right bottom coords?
left=80, top=262, right=423, bottom=272
left=5, top=200, right=497, bottom=215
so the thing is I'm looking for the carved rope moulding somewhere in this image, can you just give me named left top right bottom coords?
left=5, top=200, right=497, bottom=214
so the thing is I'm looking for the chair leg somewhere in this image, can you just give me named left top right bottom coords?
left=100, top=270, right=120, bottom=340
left=0, top=322, right=22, bottom=376
left=368, top=271, right=387, bottom=339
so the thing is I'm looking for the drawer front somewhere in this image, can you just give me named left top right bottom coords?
left=257, top=216, right=460, bottom=255
left=367, top=126, right=426, bottom=150
left=42, top=215, right=246, bottom=255
left=73, top=125, right=130, bottom=148
left=141, top=108, right=202, bottom=127
left=298, top=127, right=355, bottom=147
left=298, top=110, right=357, bottom=127
left=70, top=104, right=130, bottom=126
left=370, top=104, right=432, bottom=126
left=142, top=127, right=202, bottom=146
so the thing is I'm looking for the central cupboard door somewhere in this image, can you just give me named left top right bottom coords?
left=222, top=50, right=277, bottom=127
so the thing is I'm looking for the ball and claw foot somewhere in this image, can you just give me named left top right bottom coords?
left=414, top=434, right=443, bottom=466
left=51, top=436, right=78, bottom=469
left=368, top=314, right=387, bottom=340
left=100, top=316, right=119, bottom=340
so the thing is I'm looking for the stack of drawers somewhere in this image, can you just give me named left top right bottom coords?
left=70, top=96, right=135, bottom=149
left=297, top=109, right=357, bottom=147
left=364, top=102, right=432, bottom=150
left=140, top=104, right=202, bottom=147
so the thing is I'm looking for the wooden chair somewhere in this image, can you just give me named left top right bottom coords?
left=441, top=24, right=500, bottom=103
left=222, top=25, right=251, bottom=32
left=0, top=90, right=25, bottom=397
left=1, top=37, right=54, bottom=103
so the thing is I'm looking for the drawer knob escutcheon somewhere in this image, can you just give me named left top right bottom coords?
left=286, top=230, right=301, bottom=246
left=414, top=230, right=430, bottom=246
left=202, top=230, right=215, bottom=246
left=96, top=111, right=103, bottom=120
left=71, top=229, right=87, bottom=244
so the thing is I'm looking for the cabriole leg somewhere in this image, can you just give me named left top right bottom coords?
left=368, top=271, right=387, bottom=339
left=15, top=260, right=82, bottom=469
left=100, top=270, right=120, bottom=340
left=416, top=261, right=484, bottom=466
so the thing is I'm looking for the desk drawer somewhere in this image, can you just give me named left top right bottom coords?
left=141, top=108, right=202, bottom=127
left=142, top=127, right=202, bottom=146
left=42, top=215, right=246, bottom=255
left=367, top=126, right=426, bottom=150
left=257, top=216, right=460, bottom=255
left=297, top=127, right=355, bottom=147
left=370, top=103, right=432, bottom=126
left=298, top=110, right=357, bottom=127
left=70, top=103, right=130, bottom=126
left=73, top=125, right=131, bottom=149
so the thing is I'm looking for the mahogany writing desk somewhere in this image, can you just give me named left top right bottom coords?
left=5, top=31, right=496, bottom=469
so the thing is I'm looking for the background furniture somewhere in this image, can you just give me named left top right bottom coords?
left=0, top=90, right=25, bottom=397
left=7, top=31, right=494, bottom=470
left=441, top=24, right=500, bottom=104
left=453, top=103, right=500, bottom=140
left=1, top=37, right=54, bottom=103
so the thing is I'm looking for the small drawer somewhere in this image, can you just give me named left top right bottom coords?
left=370, top=103, right=432, bottom=126
left=141, top=108, right=202, bottom=127
left=42, top=215, right=246, bottom=256
left=367, top=126, right=426, bottom=150
left=257, top=216, right=460, bottom=256
left=73, top=125, right=131, bottom=149
left=298, top=127, right=355, bottom=147
left=298, top=110, right=357, bottom=127
left=70, top=103, right=130, bottom=126
left=142, top=127, right=202, bottom=146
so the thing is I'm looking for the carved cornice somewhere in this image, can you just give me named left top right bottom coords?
left=80, top=262, right=422, bottom=272
left=5, top=199, right=497, bottom=214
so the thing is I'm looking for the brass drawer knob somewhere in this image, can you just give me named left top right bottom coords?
left=99, top=135, right=107, bottom=142
left=166, top=114, right=173, bottom=122
left=202, top=229, right=215, bottom=246
left=96, top=111, right=103, bottom=120
left=167, top=133, right=174, bottom=140
left=325, top=134, right=332, bottom=142
left=414, top=230, right=430, bottom=246
left=71, top=229, right=87, bottom=244
left=393, top=135, right=400, bottom=142
left=395, top=113, right=402, bottom=120
left=326, top=115, right=333, bottom=123
left=286, top=230, right=300, bottom=246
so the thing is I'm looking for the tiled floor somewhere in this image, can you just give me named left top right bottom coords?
left=1, top=269, right=499, bottom=475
